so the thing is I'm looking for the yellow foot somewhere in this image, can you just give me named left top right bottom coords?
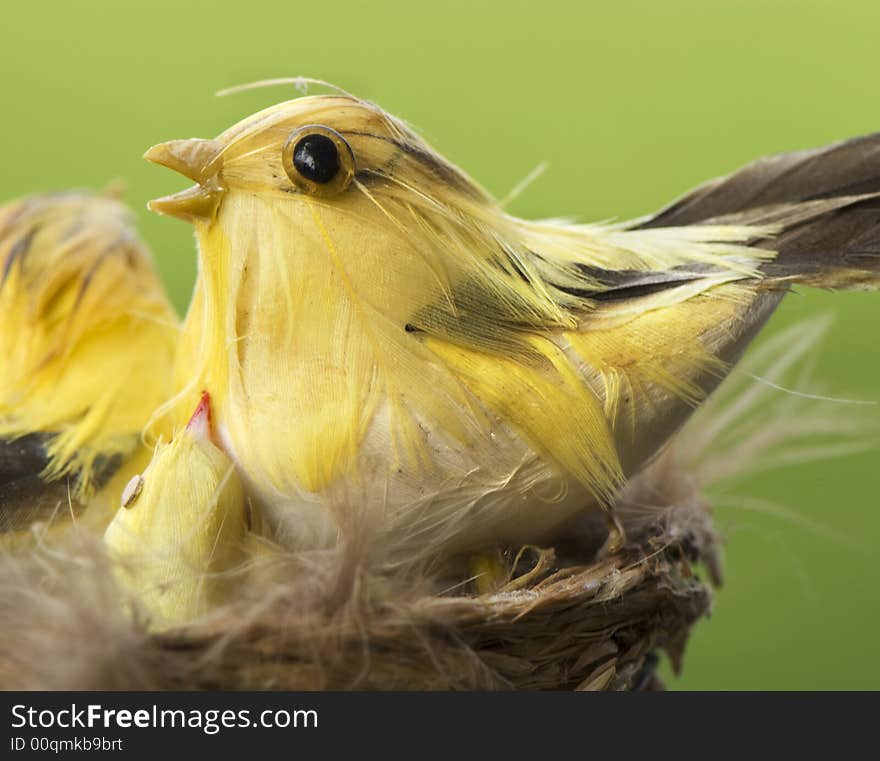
left=469, top=549, right=508, bottom=595
left=599, top=510, right=626, bottom=557
left=469, top=545, right=556, bottom=595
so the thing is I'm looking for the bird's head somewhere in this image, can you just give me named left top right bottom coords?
left=145, top=92, right=490, bottom=224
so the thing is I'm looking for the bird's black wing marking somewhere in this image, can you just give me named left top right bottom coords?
left=0, top=434, right=78, bottom=532
left=552, top=263, right=724, bottom=302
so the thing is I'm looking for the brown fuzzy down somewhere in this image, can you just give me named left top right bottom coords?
left=0, top=318, right=871, bottom=690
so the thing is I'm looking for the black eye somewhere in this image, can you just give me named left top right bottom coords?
left=282, top=125, right=356, bottom=197
left=292, top=133, right=340, bottom=184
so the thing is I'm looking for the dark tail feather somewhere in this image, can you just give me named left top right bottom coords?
left=761, top=196, right=880, bottom=289
left=636, top=134, right=880, bottom=290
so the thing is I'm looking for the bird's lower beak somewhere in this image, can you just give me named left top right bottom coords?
left=144, top=138, right=224, bottom=223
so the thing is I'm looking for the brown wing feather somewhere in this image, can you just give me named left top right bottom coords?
left=640, top=133, right=880, bottom=227
left=634, top=134, right=880, bottom=290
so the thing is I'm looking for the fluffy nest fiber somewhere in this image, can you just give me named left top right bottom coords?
left=0, top=320, right=858, bottom=690
left=159, top=494, right=717, bottom=692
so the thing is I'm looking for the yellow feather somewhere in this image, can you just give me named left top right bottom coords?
left=424, top=335, right=622, bottom=503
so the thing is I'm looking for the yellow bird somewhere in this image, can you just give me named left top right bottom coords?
left=144, top=85, right=880, bottom=567
left=103, top=392, right=247, bottom=628
left=0, top=191, right=178, bottom=536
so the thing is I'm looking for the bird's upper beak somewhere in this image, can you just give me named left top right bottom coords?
left=144, top=138, right=224, bottom=223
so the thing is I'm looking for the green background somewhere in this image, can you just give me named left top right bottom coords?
left=2, top=0, right=877, bottom=689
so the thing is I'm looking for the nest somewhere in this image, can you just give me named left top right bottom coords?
left=0, top=446, right=719, bottom=691
left=156, top=533, right=715, bottom=691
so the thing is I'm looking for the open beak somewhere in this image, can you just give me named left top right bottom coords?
left=144, top=138, right=224, bottom=223
left=186, top=390, right=215, bottom=443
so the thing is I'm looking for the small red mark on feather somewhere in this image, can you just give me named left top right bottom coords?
left=186, top=390, right=213, bottom=441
